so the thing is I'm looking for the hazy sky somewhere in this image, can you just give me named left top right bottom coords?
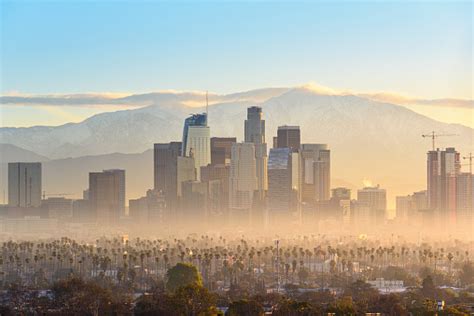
left=0, top=1, right=472, bottom=126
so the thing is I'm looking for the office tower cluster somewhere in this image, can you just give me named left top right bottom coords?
left=5, top=103, right=471, bottom=234
left=396, top=147, right=473, bottom=229
left=1, top=106, right=384, bottom=232
left=149, top=106, right=388, bottom=230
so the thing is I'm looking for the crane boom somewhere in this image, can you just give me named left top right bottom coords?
left=42, top=191, right=74, bottom=199
left=421, top=131, right=458, bottom=151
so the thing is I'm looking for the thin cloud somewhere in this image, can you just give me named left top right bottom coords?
left=1, top=87, right=472, bottom=110
left=359, top=92, right=473, bottom=109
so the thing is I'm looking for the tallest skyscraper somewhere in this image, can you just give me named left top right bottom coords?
left=182, top=113, right=210, bottom=180
left=244, top=106, right=268, bottom=199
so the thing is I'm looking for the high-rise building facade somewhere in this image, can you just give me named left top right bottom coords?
left=177, top=156, right=196, bottom=197
left=229, top=143, right=257, bottom=221
left=154, top=142, right=182, bottom=195
left=8, top=162, right=42, bottom=207
left=210, top=137, right=236, bottom=165
left=267, top=148, right=300, bottom=224
left=182, top=113, right=210, bottom=180
left=276, top=126, right=300, bottom=152
left=357, top=185, right=387, bottom=224
left=154, top=142, right=195, bottom=213
left=300, top=144, right=330, bottom=202
left=201, top=164, right=230, bottom=220
left=427, top=148, right=460, bottom=221
left=245, top=106, right=268, bottom=198
left=89, top=169, right=125, bottom=225
left=456, top=172, right=474, bottom=224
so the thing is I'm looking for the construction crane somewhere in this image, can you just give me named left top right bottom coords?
left=421, top=131, right=458, bottom=151
left=42, top=191, right=73, bottom=200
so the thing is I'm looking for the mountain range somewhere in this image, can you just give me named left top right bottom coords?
left=1, top=86, right=473, bottom=207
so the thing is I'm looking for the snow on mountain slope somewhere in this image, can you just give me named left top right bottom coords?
left=1, top=87, right=472, bottom=203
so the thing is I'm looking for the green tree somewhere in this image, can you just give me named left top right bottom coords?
left=421, top=275, right=437, bottom=298
left=51, top=277, right=131, bottom=315
left=226, top=299, right=264, bottom=316
left=459, top=262, right=474, bottom=287
left=273, top=299, right=319, bottom=316
left=382, top=266, right=418, bottom=286
left=173, top=284, right=218, bottom=316
left=327, top=296, right=356, bottom=315
left=344, top=280, right=378, bottom=302
left=368, top=293, right=407, bottom=316
left=134, top=291, right=176, bottom=316
left=166, top=263, right=203, bottom=293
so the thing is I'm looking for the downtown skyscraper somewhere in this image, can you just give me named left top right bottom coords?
left=229, top=142, right=257, bottom=224
left=182, top=113, right=211, bottom=180
left=244, top=106, right=268, bottom=199
left=8, top=162, right=42, bottom=207
left=154, top=142, right=195, bottom=221
left=267, top=147, right=300, bottom=225
left=276, top=125, right=301, bottom=152
left=300, top=144, right=331, bottom=202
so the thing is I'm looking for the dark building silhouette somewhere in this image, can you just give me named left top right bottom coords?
left=8, top=162, right=42, bottom=207
left=276, top=126, right=300, bottom=152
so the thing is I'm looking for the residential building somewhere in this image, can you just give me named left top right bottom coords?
left=427, top=148, right=460, bottom=222
left=456, top=172, right=473, bottom=224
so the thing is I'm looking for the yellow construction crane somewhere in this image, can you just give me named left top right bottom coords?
left=421, top=131, right=458, bottom=151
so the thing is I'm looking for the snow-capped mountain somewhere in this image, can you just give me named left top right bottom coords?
left=1, top=86, right=472, bottom=203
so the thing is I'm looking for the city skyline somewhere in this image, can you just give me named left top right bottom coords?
left=0, top=1, right=473, bottom=312
left=2, top=104, right=471, bottom=228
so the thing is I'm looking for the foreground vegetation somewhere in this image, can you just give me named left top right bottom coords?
left=0, top=235, right=473, bottom=315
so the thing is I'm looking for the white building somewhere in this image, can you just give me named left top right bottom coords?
left=184, top=126, right=210, bottom=180
left=367, top=278, right=405, bottom=293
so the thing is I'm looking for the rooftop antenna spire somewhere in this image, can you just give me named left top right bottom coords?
left=206, top=90, right=209, bottom=126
